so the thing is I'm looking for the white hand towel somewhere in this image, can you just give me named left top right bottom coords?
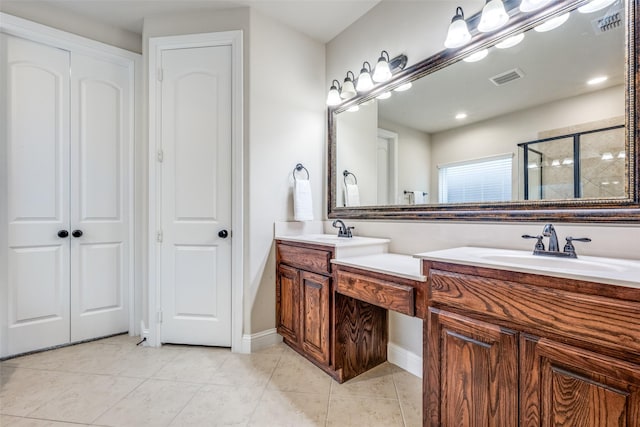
left=294, top=179, right=313, bottom=221
left=413, top=191, right=425, bottom=204
left=344, top=183, right=360, bottom=207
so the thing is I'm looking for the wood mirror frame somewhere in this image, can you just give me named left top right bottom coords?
left=327, top=0, right=639, bottom=222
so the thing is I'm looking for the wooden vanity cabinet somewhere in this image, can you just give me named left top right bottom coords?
left=423, top=261, right=640, bottom=427
left=276, top=241, right=332, bottom=369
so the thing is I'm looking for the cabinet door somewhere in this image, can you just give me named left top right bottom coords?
left=300, top=271, right=330, bottom=365
left=426, top=308, right=518, bottom=427
left=521, top=335, right=640, bottom=427
left=276, top=264, right=299, bottom=343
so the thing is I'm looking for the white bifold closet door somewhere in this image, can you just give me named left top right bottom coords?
left=2, top=33, right=130, bottom=356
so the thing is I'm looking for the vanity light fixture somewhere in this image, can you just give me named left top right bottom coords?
left=578, top=0, right=616, bottom=13
left=444, top=7, right=472, bottom=48
left=587, top=75, right=608, bottom=85
left=477, top=0, right=509, bottom=33
left=377, top=91, right=392, bottom=100
left=326, top=79, right=342, bottom=106
left=394, top=82, right=413, bottom=92
left=463, top=49, right=489, bottom=62
left=534, top=12, right=570, bottom=32
left=520, top=0, right=552, bottom=12
left=455, top=112, right=468, bottom=119
left=356, top=61, right=374, bottom=92
left=495, top=33, right=525, bottom=49
left=341, top=71, right=357, bottom=99
left=372, top=51, right=393, bottom=83
left=601, top=152, right=614, bottom=160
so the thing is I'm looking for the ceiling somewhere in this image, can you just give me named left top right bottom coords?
left=377, top=3, right=626, bottom=134
left=11, top=0, right=381, bottom=42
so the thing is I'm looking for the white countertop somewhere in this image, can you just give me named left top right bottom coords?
left=331, top=253, right=426, bottom=282
left=275, top=234, right=390, bottom=247
left=415, top=246, right=640, bottom=289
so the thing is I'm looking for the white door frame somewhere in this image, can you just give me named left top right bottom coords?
left=148, top=31, right=244, bottom=352
left=377, top=128, right=399, bottom=204
left=0, top=13, right=140, bottom=356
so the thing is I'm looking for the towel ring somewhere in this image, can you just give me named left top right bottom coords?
left=343, top=170, right=357, bottom=186
left=293, top=163, right=310, bottom=181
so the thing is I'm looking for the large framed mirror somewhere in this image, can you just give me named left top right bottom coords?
left=328, top=0, right=639, bottom=222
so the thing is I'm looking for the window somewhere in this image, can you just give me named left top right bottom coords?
left=439, top=154, right=513, bottom=203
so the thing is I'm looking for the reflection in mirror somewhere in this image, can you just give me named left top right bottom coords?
left=333, top=1, right=626, bottom=208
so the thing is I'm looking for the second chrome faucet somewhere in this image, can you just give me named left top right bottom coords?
left=522, top=223, right=591, bottom=258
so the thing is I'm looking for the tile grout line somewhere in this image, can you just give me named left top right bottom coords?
left=244, top=345, right=285, bottom=425
left=391, top=373, right=409, bottom=427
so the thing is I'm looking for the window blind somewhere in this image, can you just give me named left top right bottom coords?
left=439, top=154, right=512, bottom=203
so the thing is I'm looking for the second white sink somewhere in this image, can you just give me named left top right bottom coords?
left=415, top=246, right=640, bottom=288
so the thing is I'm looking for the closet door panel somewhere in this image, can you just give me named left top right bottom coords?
left=70, top=52, right=130, bottom=341
left=2, top=34, right=71, bottom=355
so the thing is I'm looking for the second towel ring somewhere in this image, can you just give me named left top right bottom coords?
left=343, top=170, right=357, bottom=185
left=293, top=163, right=310, bottom=181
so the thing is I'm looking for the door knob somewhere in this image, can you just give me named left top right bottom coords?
left=218, top=229, right=229, bottom=239
left=57, top=230, right=69, bottom=238
left=72, top=230, right=83, bottom=238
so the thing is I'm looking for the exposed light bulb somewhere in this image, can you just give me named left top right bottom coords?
left=495, top=33, right=525, bottom=49
left=578, top=0, right=617, bottom=13
left=463, top=49, right=489, bottom=63
left=326, top=81, right=341, bottom=106
left=520, top=0, right=552, bottom=12
left=477, top=0, right=509, bottom=33
left=372, top=51, right=392, bottom=83
left=444, top=7, right=472, bottom=49
left=394, top=82, right=413, bottom=92
left=356, top=62, right=374, bottom=92
left=340, top=72, right=357, bottom=99
left=534, top=12, right=570, bottom=32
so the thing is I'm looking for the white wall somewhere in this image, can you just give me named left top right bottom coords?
left=327, top=2, right=639, bottom=359
left=247, top=9, right=326, bottom=332
left=430, top=85, right=624, bottom=200
left=379, top=118, right=431, bottom=204
left=0, top=1, right=141, bottom=52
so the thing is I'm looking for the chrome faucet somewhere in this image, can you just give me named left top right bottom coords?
left=332, top=219, right=354, bottom=238
left=522, top=223, right=591, bottom=258
left=542, top=224, right=559, bottom=252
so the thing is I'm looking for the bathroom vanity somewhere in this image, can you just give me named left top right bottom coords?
left=417, top=248, right=640, bottom=426
left=275, top=235, right=425, bottom=383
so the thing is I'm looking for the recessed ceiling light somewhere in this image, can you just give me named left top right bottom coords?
left=455, top=112, right=468, bottom=120
left=463, top=49, right=489, bottom=63
left=394, top=82, right=413, bottom=92
left=534, top=13, right=570, bottom=32
left=496, top=33, right=525, bottom=49
left=587, top=76, right=608, bottom=85
left=377, top=92, right=392, bottom=100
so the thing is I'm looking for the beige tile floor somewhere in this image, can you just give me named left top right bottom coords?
left=0, top=335, right=422, bottom=426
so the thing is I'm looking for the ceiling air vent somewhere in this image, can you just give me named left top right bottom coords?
left=490, top=68, right=525, bottom=86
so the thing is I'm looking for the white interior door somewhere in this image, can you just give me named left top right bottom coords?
left=2, top=34, right=71, bottom=355
left=69, top=52, right=131, bottom=341
left=159, top=45, right=232, bottom=346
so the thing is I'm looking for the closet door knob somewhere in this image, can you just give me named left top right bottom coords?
left=72, top=230, right=83, bottom=238
left=218, top=229, right=229, bottom=239
left=57, top=230, right=69, bottom=238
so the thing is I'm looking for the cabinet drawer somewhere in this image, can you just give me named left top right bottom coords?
left=429, top=269, right=640, bottom=356
left=277, top=243, right=332, bottom=275
left=336, top=270, right=415, bottom=316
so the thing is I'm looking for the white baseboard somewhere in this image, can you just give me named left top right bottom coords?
left=240, top=328, right=282, bottom=354
left=387, top=342, right=422, bottom=378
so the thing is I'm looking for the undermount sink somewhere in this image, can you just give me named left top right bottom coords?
left=415, top=246, right=640, bottom=288
left=275, top=234, right=390, bottom=258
